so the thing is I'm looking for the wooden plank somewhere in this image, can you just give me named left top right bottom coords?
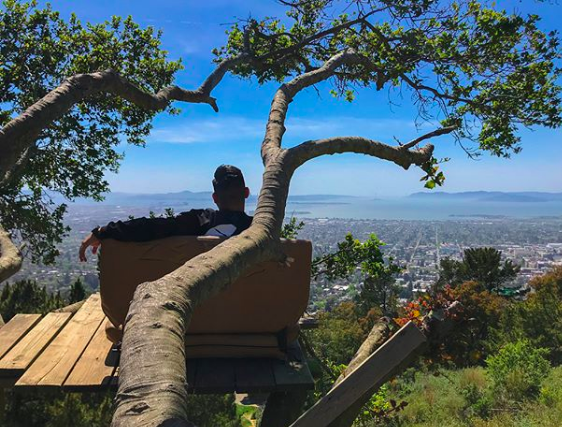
left=290, top=322, right=426, bottom=427
left=63, top=320, right=119, bottom=390
left=191, top=358, right=236, bottom=394
left=16, top=294, right=105, bottom=388
left=187, top=359, right=198, bottom=392
left=235, top=358, right=275, bottom=392
left=272, top=343, right=314, bottom=392
left=0, top=314, right=41, bottom=359
left=0, top=313, right=72, bottom=377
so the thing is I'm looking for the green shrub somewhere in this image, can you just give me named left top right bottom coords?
left=539, top=366, right=562, bottom=407
left=486, top=340, right=551, bottom=402
left=458, top=368, right=492, bottom=418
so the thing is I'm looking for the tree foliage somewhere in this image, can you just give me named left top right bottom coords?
left=312, top=232, right=401, bottom=313
left=219, top=0, right=561, bottom=159
left=486, top=339, right=551, bottom=401
left=68, top=278, right=87, bottom=304
left=313, top=233, right=399, bottom=280
left=436, top=247, right=520, bottom=291
left=0, top=279, right=65, bottom=321
left=489, top=267, right=562, bottom=364
left=397, top=280, right=507, bottom=366
left=0, top=0, right=181, bottom=264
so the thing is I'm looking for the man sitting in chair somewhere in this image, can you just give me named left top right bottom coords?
left=78, top=165, right=252, bottom=343
left=79, top=164, right=252, bottom=261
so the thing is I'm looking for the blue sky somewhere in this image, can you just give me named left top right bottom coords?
left=42, top=1, right=562, bottom=197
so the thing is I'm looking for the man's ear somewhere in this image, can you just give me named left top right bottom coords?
left=244, top=187, right=250, bottom=199
left=212, top=192, right=218, bottom=204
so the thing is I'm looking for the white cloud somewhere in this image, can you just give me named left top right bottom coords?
left=148, top=116, right=433, bottom=145
left=148, top=117, right=264, bottom=144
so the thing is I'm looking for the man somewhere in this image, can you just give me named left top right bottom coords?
left=79, top=164, right=252, bottom=261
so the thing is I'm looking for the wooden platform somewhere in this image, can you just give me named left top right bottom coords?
left=0, top=294, right=314, bottom=394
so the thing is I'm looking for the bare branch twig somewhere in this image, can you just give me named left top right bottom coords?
left=402, top=125, right=457, bottom=150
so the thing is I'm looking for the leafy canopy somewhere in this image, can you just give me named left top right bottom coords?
left=219, top=0, right=561, bottom=158
left=0, top=0, right=181, bottom=263
left=436, top=247, right=520, bottom=291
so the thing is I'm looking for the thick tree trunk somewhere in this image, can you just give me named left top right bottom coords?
left=0, top=225, right=22, bottom=283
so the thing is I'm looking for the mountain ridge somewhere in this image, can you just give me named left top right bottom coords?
left=408, top=191, right=562, bottom=203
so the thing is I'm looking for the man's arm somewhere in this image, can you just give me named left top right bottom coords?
left=79, top=210, right=206, bottom=261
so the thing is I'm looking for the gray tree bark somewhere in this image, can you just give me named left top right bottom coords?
left=0, top=225, right=22, bottom=284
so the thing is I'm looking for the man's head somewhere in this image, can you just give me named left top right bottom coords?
left=212, top=165, right=250, bottom=211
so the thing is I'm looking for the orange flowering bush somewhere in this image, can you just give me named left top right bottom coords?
left=395, top=285, right=459, bottom=327
left=395, top=282, right=507, bottom=367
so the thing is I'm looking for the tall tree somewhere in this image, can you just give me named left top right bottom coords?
left=0, top=0, right=183, bottom=268
left=68, top=278, right=87, bottom=304
left=0, top=0, right=560, bottom=425
left=436, top=247, right=520, bottom=291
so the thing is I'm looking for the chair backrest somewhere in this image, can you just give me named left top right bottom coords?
left=99, top=236, right=312, bottom=335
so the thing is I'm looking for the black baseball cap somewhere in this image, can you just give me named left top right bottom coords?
left=212, top=165, right=246, bottom=192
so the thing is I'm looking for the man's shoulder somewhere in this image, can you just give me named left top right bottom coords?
left=177, top=208, right=216, bottom=218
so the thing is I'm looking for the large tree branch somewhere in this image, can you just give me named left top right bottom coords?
left=0, top=56, right=244, bottom=187
left=0, top=225, right=22, bottom=283
left=286, top=136, right=435, bottom=173
left=261, top=48, right=369, bottom=162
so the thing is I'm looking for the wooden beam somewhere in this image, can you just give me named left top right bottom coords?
left=289, top=322, right=426, bottom=427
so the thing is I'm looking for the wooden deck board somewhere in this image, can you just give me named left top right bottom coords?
left=0, top=313, right=72, bottom=378
left=15, top=294, right=106, bottom=388
left=63, top=320, right=118, bottom=390
left=3, top=295, right=314, bottom=394
left=235, top=358, right=275, bottom=392
left=0, top=314, right=42, bottom=360
left=272, top=343, right=314, bottom=392
left=191, top=358, right=236, bottom=394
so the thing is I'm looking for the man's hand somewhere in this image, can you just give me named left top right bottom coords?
left=79, top=232, right=101, bottom=262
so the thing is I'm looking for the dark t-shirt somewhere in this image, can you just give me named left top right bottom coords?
left=93, top=209, right=253, bottom=242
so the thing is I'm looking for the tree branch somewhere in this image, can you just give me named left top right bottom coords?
left=286, top=136, right=435, bottom=173
left=399, top=73, right=477, bottom=107
left=261, top=48, right=368, bottom=162
left=401, top=125, right=457, bottom=150
left=254, top=8, right=383, bottom=64
left=0, top=225, right=22, bottom=283
left=0, top=56, right=244, bottom=187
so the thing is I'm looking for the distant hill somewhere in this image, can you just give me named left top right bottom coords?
left=408, top=191, right=562, bottom=203
left=56, top=190, right=359, bottom=206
